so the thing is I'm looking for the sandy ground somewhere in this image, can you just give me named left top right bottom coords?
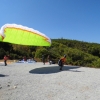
left=0, top=62, right=100, bottom=100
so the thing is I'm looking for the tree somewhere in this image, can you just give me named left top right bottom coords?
left=0, top=48, right=6, bottom=59
left=35, top=47, right=48, bottom=58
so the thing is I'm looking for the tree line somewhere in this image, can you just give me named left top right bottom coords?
left=0, top=38, right=100, bottom=68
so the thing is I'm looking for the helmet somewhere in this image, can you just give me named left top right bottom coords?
left=64, top=55, right=66, bottom=57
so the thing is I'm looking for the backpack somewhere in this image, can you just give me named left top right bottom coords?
left=58, top=59, right=62, bottom=66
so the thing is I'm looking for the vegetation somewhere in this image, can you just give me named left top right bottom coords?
left=1, top=38, right=100, bottom=68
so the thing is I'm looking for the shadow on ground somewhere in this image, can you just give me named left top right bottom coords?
left=0, top=74, right=9, bottom=77
left=29, top=65, right=82, bottom=74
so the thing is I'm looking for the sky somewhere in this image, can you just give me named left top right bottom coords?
left=0, top=0, right=100, bottom=44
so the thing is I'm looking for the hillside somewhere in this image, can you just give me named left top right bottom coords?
left=0, top=38, right=100, bottom=68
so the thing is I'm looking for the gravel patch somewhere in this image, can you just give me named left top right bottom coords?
left=0, top=62, right=100, bottom=100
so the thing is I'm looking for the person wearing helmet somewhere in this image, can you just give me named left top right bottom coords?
left=58, top=55, right=66, bottom=70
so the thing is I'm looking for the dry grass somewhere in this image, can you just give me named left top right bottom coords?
left=0, top=60, right=17, bottom=64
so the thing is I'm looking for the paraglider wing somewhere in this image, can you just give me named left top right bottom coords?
left=0, top=24, right=51, bottom=46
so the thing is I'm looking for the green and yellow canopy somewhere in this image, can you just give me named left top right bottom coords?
left=0, top=24, right=51, bottom=46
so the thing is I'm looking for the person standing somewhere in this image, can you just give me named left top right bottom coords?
left=42, top=55, right=45, bottom=65
left=48, top=55, right=52, bottom=65
left=58, top=55, right=66, bottom=70
left=4, top=55, right=8, bottom=66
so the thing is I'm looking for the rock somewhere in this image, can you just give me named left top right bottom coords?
left=7, top=85, right=10, bottom=87
left=0, top=87, right=2, bottom=89
left=13, top=86, right=17, bottom=89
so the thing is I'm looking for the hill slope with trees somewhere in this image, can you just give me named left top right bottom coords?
left=1, top=38, right=100, bottom=68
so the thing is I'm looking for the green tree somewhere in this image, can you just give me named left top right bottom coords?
left=35, top=47, right=48, bottom=58
left=0, top=48, right=6, bottom=59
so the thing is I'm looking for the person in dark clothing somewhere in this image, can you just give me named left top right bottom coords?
left=4, top=55, right=8, bottom=66
left=48, top=55, right=52, bottom=65
left=58, top=55, right=66, bottom=70
left=42, top=55, right=45, bottom=65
